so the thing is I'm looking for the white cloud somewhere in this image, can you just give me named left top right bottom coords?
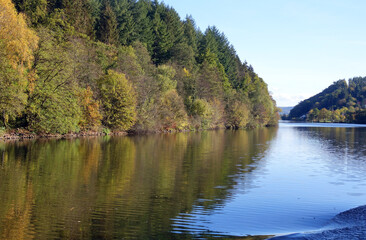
left=271, top=92, right=312, bottom=107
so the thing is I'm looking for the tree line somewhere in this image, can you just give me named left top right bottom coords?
left=286, top=77, right=366, bottom=123
left=1, top=0, right=278, bottom=134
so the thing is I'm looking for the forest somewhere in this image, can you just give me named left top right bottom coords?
left=286, top=77, right=366, bottom=123
left=0, top=0, right=278, bottom=135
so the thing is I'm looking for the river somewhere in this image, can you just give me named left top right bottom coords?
left=0, top=122, right=366, bottom=239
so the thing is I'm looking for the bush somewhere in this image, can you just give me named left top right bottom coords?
left=102, top=128, right=111, bottom=135
left=0, top=127, right=6, bottom=137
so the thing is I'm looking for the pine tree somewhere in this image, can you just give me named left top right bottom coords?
left=21, top=0, right=48, bottom=26
left=151, top=1, right=172, bottom=64
left=131, top=0, right=154, bottom=49
left=62, top=0, right=94, bottom=36
left=98, top=0, right=119, bottom=45
left=112, top=0, right=135, bottom=45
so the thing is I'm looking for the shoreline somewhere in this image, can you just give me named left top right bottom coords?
left=0, top=130, right=126, bottom=141
left=0, top=125, right=277, bottom=142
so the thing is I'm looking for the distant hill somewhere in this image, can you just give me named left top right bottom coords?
left=278, top=107, right=293, bottom=115
left=288, top=77, right=366, bottom=120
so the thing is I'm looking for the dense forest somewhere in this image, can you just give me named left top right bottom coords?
left=0, top=0, right=278, bottom=135
left=287, top=77, right=366, bottom=123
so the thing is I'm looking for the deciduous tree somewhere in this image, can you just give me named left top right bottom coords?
left=97, top=70, right=137, bottom=130
left=0, top=0, right=38, bottom=127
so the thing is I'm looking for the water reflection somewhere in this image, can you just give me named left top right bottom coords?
left=296, top=126, right=366, bottom=158
left=179, top=123, right=366, bottom=236
left=291, top=126, right=366, bottom=197
left=0, top=129, right=277, bottom=239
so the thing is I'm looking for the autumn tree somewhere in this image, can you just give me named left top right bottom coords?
left=226, top=100, right=250, bottom=129
left=78, top=87, right=102, bottom=131
left=0, top=0, right=38, bottom=127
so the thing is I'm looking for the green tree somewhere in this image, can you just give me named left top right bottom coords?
left=248, top=75, right=276, bottom=126
left=27, top=28, right=82, bottom=134
left=183, top=15, right=198, bottom=54
left=196, top=50, right=230, bottom=101
left=62, top=0, right=95, bottom=36
left=97, top=70, right=137, bottom=130
left=131, top=0, right=154, bottom=50
left=156, top=65, right=177, bottom=92
left=112, top=0, right=135, bottom=45
left=20, top=0, right=48, bottom=26
left=198, top=26, right=238, bottom=86
left=97, top=0, right=119, bottom=45
left=151, top=2, right=172, bottom=64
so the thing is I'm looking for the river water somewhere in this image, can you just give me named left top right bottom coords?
left=1, top=122, right=366, bottom=239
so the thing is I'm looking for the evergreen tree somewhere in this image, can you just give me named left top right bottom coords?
left=196, top=49, right=231, bottom=101
left=151, top=1, right=172, bottom=64
left=97, top=0, right=119, bottom=45
left=131, top=0, right=154, bottom=50
left=183, top=15, right=198, bottom=54
left=62, top=0, right=94, bottom=36
left=21, top=0, right=48, bottom=26
left=112, top=0, right=135, bottom=45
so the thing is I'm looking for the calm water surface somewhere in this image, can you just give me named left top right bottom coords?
left=1, top=122, right=366, bottom=239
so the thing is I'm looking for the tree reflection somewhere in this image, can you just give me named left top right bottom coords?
left=0, top=129, right=277, bottom=239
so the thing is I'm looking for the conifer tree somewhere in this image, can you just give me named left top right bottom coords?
left=112, top=0, right=135, bottom=45
left=21, top=0, right=48, bottom=26
left=131, top=0, right=154, bottom=49
left=62, top=0, right=94, bottom=36
left=98, top=0, right=119, bottom=45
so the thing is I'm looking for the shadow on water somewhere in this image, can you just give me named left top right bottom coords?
left=0, top=128, right=277, bottom=239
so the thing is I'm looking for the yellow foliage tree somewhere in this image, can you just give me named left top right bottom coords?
left=0, top=0, right=38, bottom=126
left=0, top=0, right=38, bottom=68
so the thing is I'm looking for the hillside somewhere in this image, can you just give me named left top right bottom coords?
left=0, top=0, right=278, bottom=135
left=288, top=77, right=366, bottom=123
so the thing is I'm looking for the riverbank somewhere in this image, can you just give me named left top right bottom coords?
left=0, top=127, right=213, bottom=141
left=0, top=129, right=127, bottom=141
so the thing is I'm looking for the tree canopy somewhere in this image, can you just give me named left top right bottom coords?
left=1, top=0, right=279, bottom=134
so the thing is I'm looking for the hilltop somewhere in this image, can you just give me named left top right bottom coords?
left=287, top=77, right=366, bottom=123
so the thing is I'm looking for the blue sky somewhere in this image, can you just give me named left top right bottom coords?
left=160, top=0, right=366, bottom=106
